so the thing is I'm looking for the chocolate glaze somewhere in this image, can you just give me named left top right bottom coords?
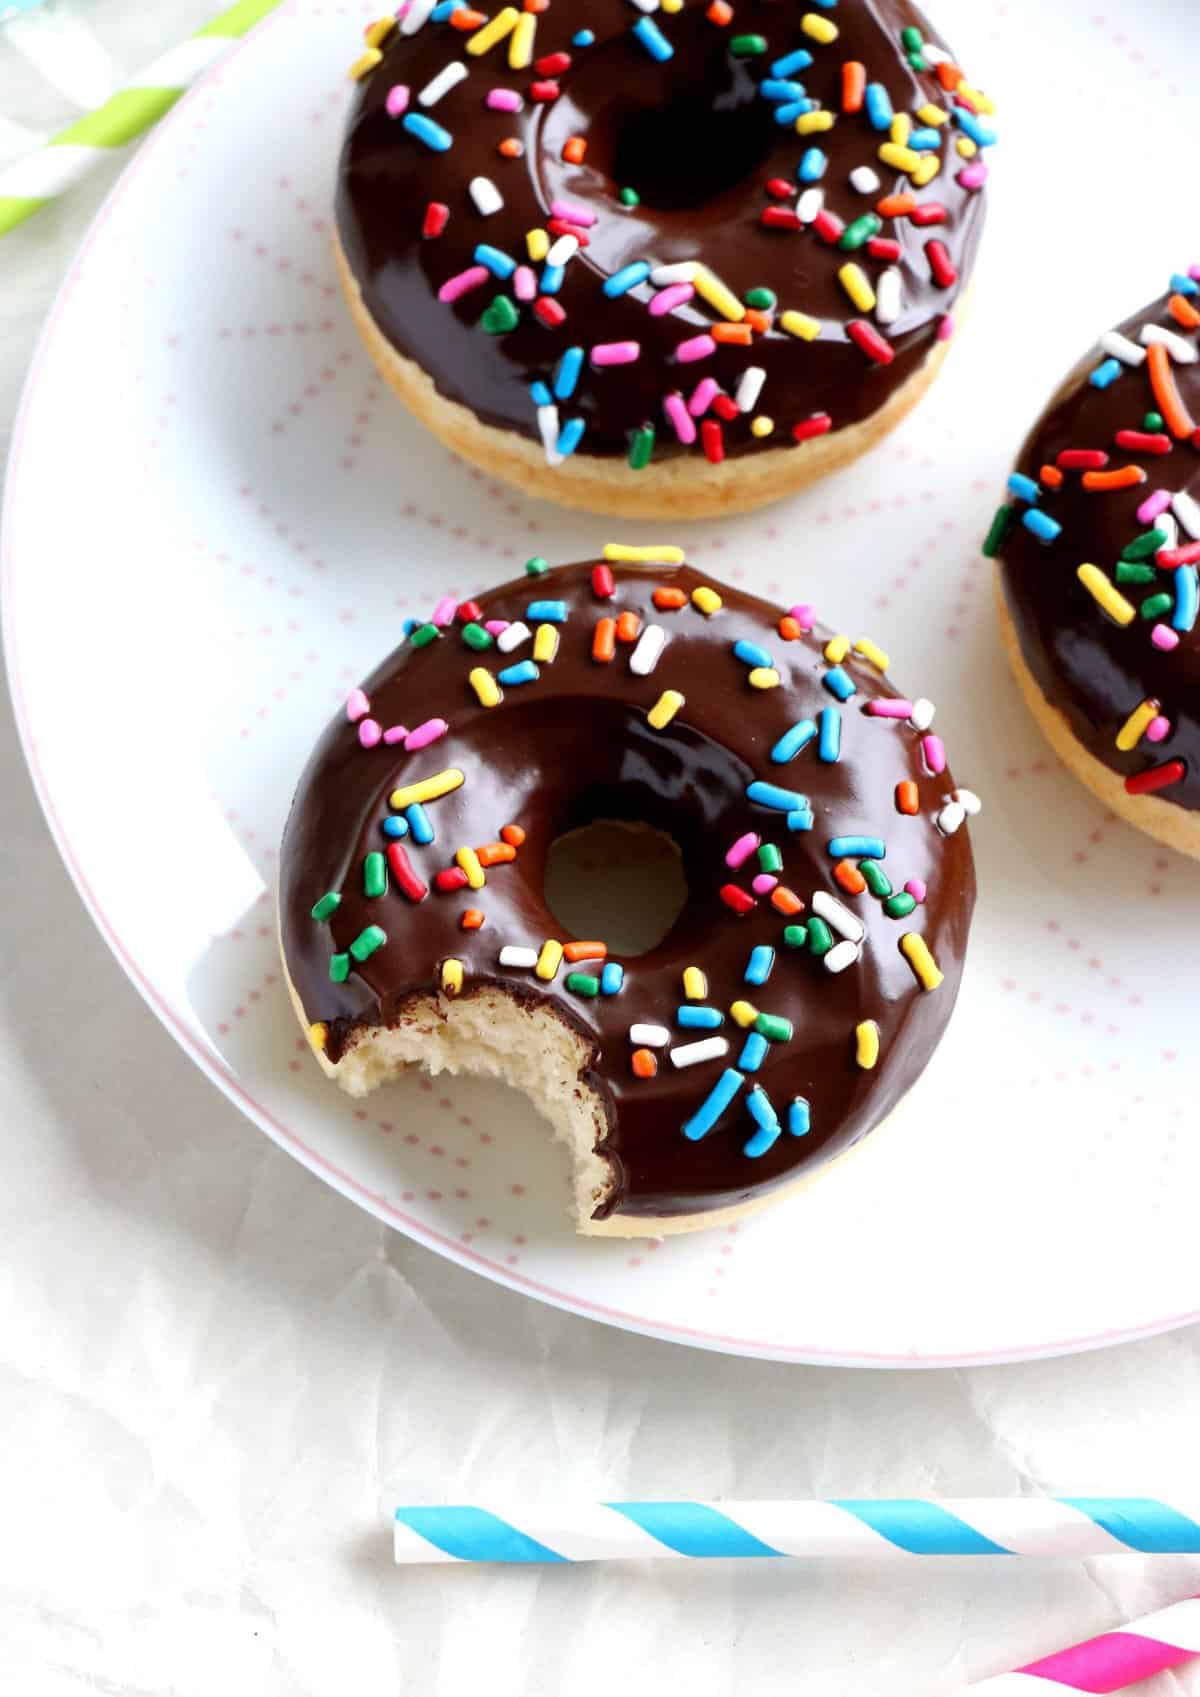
left=335, top=0, right=987, bottom=463
left=280, top=562, right=976, bottom=1220
left=995, top=283, right=1200, bottom=810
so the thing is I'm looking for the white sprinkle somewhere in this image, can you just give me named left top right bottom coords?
left=1099, top=329, right=1146, bottom=367
left=811, top=890, right=865, bottom=943
left=736, top=365, right=766, bottom=413
left=650, top=261, right=698, bottom=286
left=824, top=939, right=861, bottom=974
left=921, top=43, right=951, bottom=65
left=537, top=404, right=563, bottom=466
left=545, top=233, right=579, bottom=267
left=1172, top=490, right=1200, bottom=539
left=630, top=1023, right=670, bottom=1048
left=1157, top=511, right=1180, bottom=550
left=669, top=1036, right=729, bottom=1069
left=910, top=697, right=936, bottom=731
left=875, top=266, right=902, bottom=326
left=400, top=0, right=436, bottom=32
left=936, top=801, right=966, bottom=835
left=849, top=165, right=881, bottom=194
left=629, top=624, right=666, bottom=676
left=496, top=620, right=531, bottom=652
left=796, top=186, right=824, bottom=223
left=952, top=787, right=983, bottom=815
left=418, top=60, right=468, bottom=105
left=630, top=0, right=660, bottom=11
left=499, top=946, right=538, bottom=968
left=469, top=175, right=503, bottom=217
left=1140, top=323, right=1197, bottom=363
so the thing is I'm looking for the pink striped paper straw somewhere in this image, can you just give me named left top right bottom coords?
left=960, top=1597, right=1200, bottom=1694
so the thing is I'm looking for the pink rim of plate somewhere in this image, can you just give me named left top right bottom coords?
left=4, top=5, right=1199, bottom=1367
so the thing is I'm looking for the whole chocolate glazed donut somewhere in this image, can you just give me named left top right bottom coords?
left=279, top=556, right=978, bottom=1236
left=334, top=0, right=993, bottom=517
left=989, top=269, right=1200, bottom=859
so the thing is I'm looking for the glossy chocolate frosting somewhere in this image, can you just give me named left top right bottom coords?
left=280, top=561, right=976, bottom=1219
left=335, top=0, right=989, bottom=464
left=994, top=279, right=1200, bottom=809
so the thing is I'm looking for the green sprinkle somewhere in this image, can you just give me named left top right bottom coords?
left=757, top=842, right=783, bottom=874
left=1144, top=411, right=1165, bottom=432
left=1122, top=528, right=1168, bottom=561
left=311, top=891, right=341, bottom=923
left=839, top=213, right=882, bottom=251
left=982, top=503, right=1016, bottom=558
left=525, top=555, right=549, bottom=576
left=901, top=24, right=924, bottom=49
left=409, top=622, right=440, bottom=648
left=350, top=924, right=387, bottom=962
left=782, top=923, right=808, bottom=949
left=859, top=859, right=892, bottom=898
left=628, top=424, right=655, bottom=470
left=807, top=917, right=834, bottom=957
left=1140, top=592, right=1173, bottom=621
left=755, top=1012, right=794, bottom=1042
left=363, top=852, right=387, bottom=899
left=745, top=287, right=776, bottom=310
left=906, top=50, right=927, bottom=71
left=729, top=31, right=766, bottom=54
left=884, top=892, right=917, bottom=920
left=329, top=952, right=350, bottom=983
left=618, top=186, right=640, bottom=207
left=481, top=294, right=520, bottom=335
left=1115, top=560, right=1157, bottom=586
left=462, top=621, right=493, bottom=650
left=565, top=971, right=600, bottom=998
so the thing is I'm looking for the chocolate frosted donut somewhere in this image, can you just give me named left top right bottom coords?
left=989, top=270, right=1200, bottom=858
left=335, top=0, right=992, bottom=517
left=279, top=556, right=978, bottom=1235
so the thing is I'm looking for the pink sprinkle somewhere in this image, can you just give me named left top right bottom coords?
left=512, top=265, right=537, bottom=301
left=922, top=734, right=946, bottom=775
left=663, top=391, right=696, bottom=445
left=383, top=724, right=409, bottom=745
left=1137, top=488, right=1173, bottom=525
left=1146, top=715, right=1172, bottom=743
left=937, top=314, right=954, bottom=342
left=358, top=718, right=382, bottom=748
left=486, top=88, right=523, bottom=112
left=751, top=873, right=779, bottom=896
left=956, top=161, right=987, bottom=191
left=551, top=198, right=595, bottom=227
left=591, top=340, right=640, bottom=367
left=905, top=878, right=927, bottom=904
left=431, top=595, right=457, bottom=625
left=438, top=265, right=488, bottom=304
left=676, top=333, right=716, bottom=364
left=866, top=698, right=914, bottom=718
left=1152, top=623, right=1181, bottom=652
left=483, top=619, right=508, bottom=636
left=1189, top=265, right=1200, bottom=282
left=405, top=717, right=449, bottom=751
left=346, top=687, right=370, bottom=722
left=788, top=604, right=816, bottom=629
left=385, top=84, right=411, bottom=118
left=649, top=282, right=695, bottom=317
left=394, top=0, right=410, bottom=17
left=725, top=831, right=760, bottom=869
left=688, top=376, right=720, bottom=417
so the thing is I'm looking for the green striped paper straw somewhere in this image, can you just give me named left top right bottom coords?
left=0, top=0, right=285, bottom=236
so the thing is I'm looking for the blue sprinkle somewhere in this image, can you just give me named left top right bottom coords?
left=1173, top=565, right=1199, bottom=632
left=603, top=260, right=651, bottom=298
left=553, top=345, right=584, bottom=400
left=818, top=706, right=841, bottom=762
left=555, top=417, right=586, bottom=457
left=823, top=665, right=856, bottom=701
left=382, top=815, right=410, bottom=839
left=774, top=100, right=809, bottom=125
left=474, top=243, right=516, bottom=279
left=677, top=1005, right=724, bottom=1030
left=771, top=719, right=817, bottom=763
left=600, top=962, right=624, bottom=995
left=406, top=803, right=435, bottom=845
left=771, top=47, right=813, bottom=76
left=744, top=1087, right=782, bottom=1157
left=526, top=599, right=568, bottom=622
left=810, top=0, right=836, bottom=8
left=733, top=639, right=774, bottom=669
left=682, top=1068, right=745, bottom=1142
left=759, top=78, right=806, bottom=101
left=788, top=1097, right=811, bottom=1138
left=497, top=659, right=539, bottom=686
left=744, top=945, right=775, bottom=987
left=632, top=16, right=673, bottom=61
left=540, top=262, right=565, bottom=296
left=1023, top=509, right=1062, bottom=543
left=908, top=127, right=942, bottom=151
left=955, top=109, right=997, bottom=148
left=1089, top=357, right=1122, bottom=390
left=864, top=82, right=893, bottom=131
left=573, top=27, right=594, bottom=46
left=402, top=617, right=420, bottom=637
left=798, top=147, right=827, bottom=182
left=738, top=1031, right=769, bottom=1073
left=1007, top=472, right=1040, bottom=503
left=787, top=807, right=814, bottom=832
left=747, top=780, right=807, bottom=812
left=529, top=380, right=552, bottom=406
left=402, top=112, right=452, bottom=152
left=1171, top=273, right=1199, bottom=297
left=828, top=835, right=885, bottom=859
left=431, top=0, right=462, bottom=18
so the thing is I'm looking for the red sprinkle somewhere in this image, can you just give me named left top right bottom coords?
left=422, top=201, right=450, bottom=239
left=388, top=843, right=429, bottom=903
left=529, top=79, right=559, bottom=101
left=719, top=883, right=756, bottom=916
left=457, top=599, right=482, bottom=623
left=535, top=50, right=570, bottom=73
left=591, top=563, right=615, bottom=598
left=712, top=393, right=739, bottom=422
left=910, top=202, right=948, bottom=226
left=1056, top=448, right=1108, bottom=469
left=812, top=209, right=845, bottom=244
left=792, top=413, right=833, bottom=442
left=534, top=296, right=566, bottom=327
left=760, top=207, right=802, bottom=231
left=546, top=217, right=590, bottom=245
left=1157, top=542, right=1200, bottom=567
left=865, top=236, right=902, bottom=262
left=435, top=866, right=470, bottom=892
left=1114, top=429, right=1172, bottom=455
left=765, top=177, right=794, bottom=200
left=1125, top=761, right=1186, bottom=796
left=847, top=319, right=895, bottom=364
left=701, top=419, right=725, bottom=464
left=925, top=239, right=957, bottom=288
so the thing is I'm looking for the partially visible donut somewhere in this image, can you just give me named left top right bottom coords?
left=989, top=269, right=1200, bottom=858
left=279, top=555, right=979, bottom=1236
left=335, top=0, right=993, bottom=517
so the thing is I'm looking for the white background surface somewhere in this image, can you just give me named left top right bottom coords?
left=4, top=3, right=1200, bottom=1693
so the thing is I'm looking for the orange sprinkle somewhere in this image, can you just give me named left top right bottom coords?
left=841, top=59, right=866, bottom=112
left=449, top=6, right=486, bottom=25
left=935, top=59, right=964, bottom=91
left=712, top=323, right=753, bottom=346
left=593, top=616, right=617, bottom=662
left=744, top=307, right=771, bottom=334
left=1170, top=293, right=1200, bottom=330
left=896, top=780, right=919, bottom=816
left=476, top=842, right=517, bottom=866
left=1082, top=465, right=1147, bottom=492
left=564, top=940, right=607, bottom=963
left=1147, top=341, right=1197, bottom=440
left=834, top=859, right=868, bottom=896
left=498, top=137, right=523, bottom=158
left=1039, top=464, right=1064, bottom=489
left=876, top=192, right=916, bottom=218
left=771, top=886, right=804, bottom=916
left=706, top=0, right=732, bottom=23
left=631, top=1048, right=658, bottom=1079
left=616, top=609, right=641, bottom=643
left=523, top=0, right=549, bottom=10
left=500, top=823, right=526, bottom=847
left=778, top=615, right=802, bottom=641
left=562, top=135, right=587, bottom=164
left=653, top=586, right=688, bottom=610
left=461, top=908, right=485, bottom=930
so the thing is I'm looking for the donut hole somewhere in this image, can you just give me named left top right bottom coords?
left=609, top=92, right=777, bottom=212
left=544, top=818, right=687, bottom=955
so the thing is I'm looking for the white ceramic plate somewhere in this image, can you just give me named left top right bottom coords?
left=5, top=0, right=1198, bottom=1365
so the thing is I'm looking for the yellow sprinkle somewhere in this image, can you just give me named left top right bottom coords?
left=508, top=8, right=535, bottom=67
left=365, top=15, right=396, bottom=47
left=917, top=102, right=948, bottom=125
left=855, top=1020, right=880, bottom=1069
left=912, top=154, right=941, bottom=187
left=348, top=47, right=382, bottom=79
left=456, top=846, right=486, bottom=890
left=956, top=136, right=977, bottom=159
left=692, top=267, right=746, bottom=323
left=824, top=634, right=850, bottom=663
left=308, top=1021, right=328, bottom=1053
left=780, top=309, right=821, bottom=341
left=526, top=227, right=550, bottom=261
left=1117, top=699, right=1158, bottom=751
left=604, top=542, right=685, bottom=563
left=958, top=82, right=995, bottom=114
left=441, top=958, right=465, bottom=997
left=800, top=11, right=838, bottom=42
left=900, top=933, right=943, bottom=992
left=466, top=5, right=520, bottom=55
left=854, top=637, right=889, bottom=671
left=1077, top=564, right=1135, bottom=627
left=748, top=667, right=780, bottom=690
left=889, top=112, right=911, bottom=145
left=838, top=262, right=875, bottom=313
left=648, top=689, right=685, bottom=729
left=692, top=586, right=722, bottom=616
left=533, top=623, right=559, bottom=663
left=661, top=0, right=683, bottom=11
left=682, top=967, right=708, bottom=1000
left=878, top=142, right=921, bottom=173
left=730, top=1000, right=759, bottom=1029
left=795, top=109, right=835, bottom=135
left=389, top=768, right=465, bottom=810
left=536, top=939, right=563, bottom=981
left=468, top=666, right=501, bottom=707
left=751, top=415, right=774, bottom=438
